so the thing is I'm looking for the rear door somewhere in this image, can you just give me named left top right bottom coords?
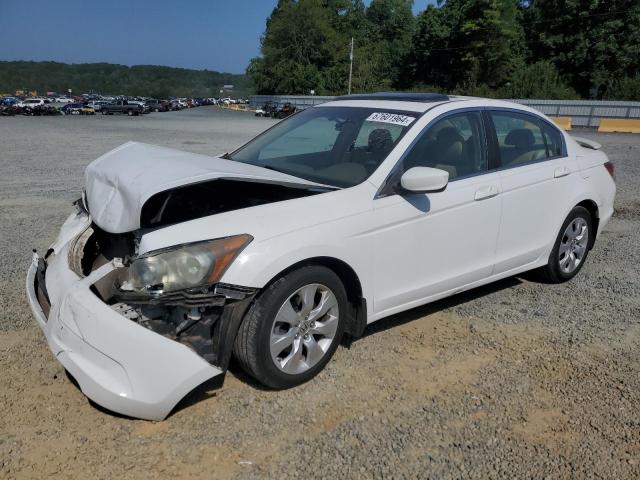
left=488, top=109, right=579, bottom=273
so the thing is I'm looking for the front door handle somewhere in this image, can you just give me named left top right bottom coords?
left=554, top=166, right=571, bottom=178
left=474, top=185, right=500, bottom=201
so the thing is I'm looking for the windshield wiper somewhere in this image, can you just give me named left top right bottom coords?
left=220, top=152, right=232, bottom=160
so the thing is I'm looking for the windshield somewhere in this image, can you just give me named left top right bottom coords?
left=229, top=106, right=417, bottom=188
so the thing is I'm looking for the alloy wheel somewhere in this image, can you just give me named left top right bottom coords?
left=269, top=283, right=340, bottom=375
left=559, top=217, right=589, bottom=274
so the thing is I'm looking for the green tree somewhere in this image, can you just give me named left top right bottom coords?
left=502, top=60, right=578, bottom=99
left=405, top=0, right=525, bottom=90
left=248, top=0, right=414, bottom=95
left=249, top=0, right=343, bottom=94
left=0, top=61, right=252, bottom=98
left=523, top=0, right=640, bottom=97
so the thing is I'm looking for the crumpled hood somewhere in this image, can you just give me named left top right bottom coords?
left=85, top=142, right=321, bottom=233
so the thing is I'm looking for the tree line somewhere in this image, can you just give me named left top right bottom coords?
left=0, top=61, right=252, bottom=98
left=248, top=0, right=640, bottom=100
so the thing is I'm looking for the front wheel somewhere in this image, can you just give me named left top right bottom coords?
left=234, top=266, right=347, bottom=389
left=537, top=206, right=593, bottom=283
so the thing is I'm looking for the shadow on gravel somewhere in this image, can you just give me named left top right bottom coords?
left=167, top=276, right=526, bottom=418
left=357, top=276, right=522, bottom=340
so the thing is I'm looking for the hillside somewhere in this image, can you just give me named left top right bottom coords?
left=0, top=61, right=253, bottom=98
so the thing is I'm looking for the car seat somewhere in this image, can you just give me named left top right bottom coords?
left=503, top=128, right=546, bottom=166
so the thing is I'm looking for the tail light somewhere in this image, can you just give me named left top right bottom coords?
left=604, top=161, right=615, bottom=181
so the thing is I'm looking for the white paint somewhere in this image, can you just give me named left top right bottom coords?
left=27, top=97, right=616, bottom=420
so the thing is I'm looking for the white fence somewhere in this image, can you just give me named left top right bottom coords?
left=249, top=95, right=640, bottom=128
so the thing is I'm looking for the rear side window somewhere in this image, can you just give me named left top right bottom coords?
left=490, top=111, right=564, bottom=168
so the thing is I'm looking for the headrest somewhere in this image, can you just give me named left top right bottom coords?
left=427, top=119, right=455, bottom=140
left=368, top=128, right=393, bottom=152
left=505, top=128, right=534, bottom=149
left=436, top=126, right=464, bottom=145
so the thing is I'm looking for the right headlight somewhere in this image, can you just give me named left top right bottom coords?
left=127, top=234, right=252, bottom=294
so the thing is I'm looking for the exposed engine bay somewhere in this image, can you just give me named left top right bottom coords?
left=68, top=220, right=257, bottom=368
left=65, top=176, right=328, bottom=368
left=140, top=178, right=327, bottom=229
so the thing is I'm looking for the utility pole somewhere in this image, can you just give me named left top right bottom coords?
left=348, top=37, right=354, bottom=95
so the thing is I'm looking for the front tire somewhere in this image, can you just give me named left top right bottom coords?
left=234, top=266, right=347, bottom=389
left=538, top=206, right=592, bottom=283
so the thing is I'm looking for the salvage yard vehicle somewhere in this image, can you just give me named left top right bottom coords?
left=145, top=99, right=170, bottom=112
left=27, top=93, right=616, bottom=420
left=63, top=103, right=95, bottom=115
left=272, top=101, right=296, bottom=119
left=18, top=98, right=46, bottom=108
left=87, top=100, right=110, bottom=111
left=255, top=101, right=277, bottom=117
left=100, top=99, right=144, bottom=116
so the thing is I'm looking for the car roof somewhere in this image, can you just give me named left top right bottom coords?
left=317, top=94, right=544, bottom=117
left=335, top=92, right=449, bottom=103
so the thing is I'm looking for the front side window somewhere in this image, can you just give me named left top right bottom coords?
left=229, top=107, right=417, bottom=188
left=490, top=111, right=563, bottom=167
left=402, top=111, right=487, bottom=180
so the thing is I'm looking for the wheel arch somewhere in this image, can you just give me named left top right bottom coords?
left=260, top=256, right=368, bottom=340
left=575, top=199, right=599, bottom=249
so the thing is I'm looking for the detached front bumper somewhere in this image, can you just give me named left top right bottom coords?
left=26, top=213, right=225, bottom=421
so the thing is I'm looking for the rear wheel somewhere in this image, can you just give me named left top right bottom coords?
left=234, top=266, right=347, bottom=389
left=537, top=206, right=592, bottom=283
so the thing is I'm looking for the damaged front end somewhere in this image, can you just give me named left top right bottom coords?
left=70, top=215, right=257, bottom=370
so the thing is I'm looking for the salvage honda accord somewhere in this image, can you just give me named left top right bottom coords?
left=27, top=93, right=616, bottom=420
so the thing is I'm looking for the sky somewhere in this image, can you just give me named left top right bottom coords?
left=0, top=0, right=435, bottom=74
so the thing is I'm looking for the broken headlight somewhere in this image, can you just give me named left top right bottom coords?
left=125, top=234, right=252, bottom=294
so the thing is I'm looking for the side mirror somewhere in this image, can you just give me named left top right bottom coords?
left=400, top=167, right=449, bottom=193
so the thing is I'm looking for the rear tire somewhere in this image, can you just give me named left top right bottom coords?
left=234, top=265, right=347, bottom=389
left=537, top=206, right=593, bottom=283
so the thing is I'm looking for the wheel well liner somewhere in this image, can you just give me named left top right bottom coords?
left=576, top=199, right=599, bottom=249
left=263, top=257, right=367, bottom=339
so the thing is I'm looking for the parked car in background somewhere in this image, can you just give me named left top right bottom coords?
left=87, top=100, right=110, bottom=111
left=126, top=100, right=151, bottom=114
left=62, top=103, right=95, bottom=115
left=145, top=99, right=169, bottom=112
left=273, top=102, right=296, bottom=119
left=255, top=101, right=277, bottom=117
left=18, top=98, right=46, bottom=108
left=1, top=96, right=18, bottom=107
left=169, top=99, right=184, bottom=111
left=101, top=100, right=145, bottom=116
left=55, top=97, right=74, bottom=104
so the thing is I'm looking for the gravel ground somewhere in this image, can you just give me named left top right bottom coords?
left=1, top=109, right=639, bottom=479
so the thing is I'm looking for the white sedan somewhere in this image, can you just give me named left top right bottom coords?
left=27, top=93, right=616, bottom=420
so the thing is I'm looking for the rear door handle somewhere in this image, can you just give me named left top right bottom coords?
left=554, top=166, right=571, bottom=178
left=474, top=185, right=500, bottom=201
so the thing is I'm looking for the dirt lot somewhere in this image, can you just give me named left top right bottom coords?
left=1, top=108, right=639, bottom=479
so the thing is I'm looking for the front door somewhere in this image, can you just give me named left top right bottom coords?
left=371, top=110, right=502, bottom=318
